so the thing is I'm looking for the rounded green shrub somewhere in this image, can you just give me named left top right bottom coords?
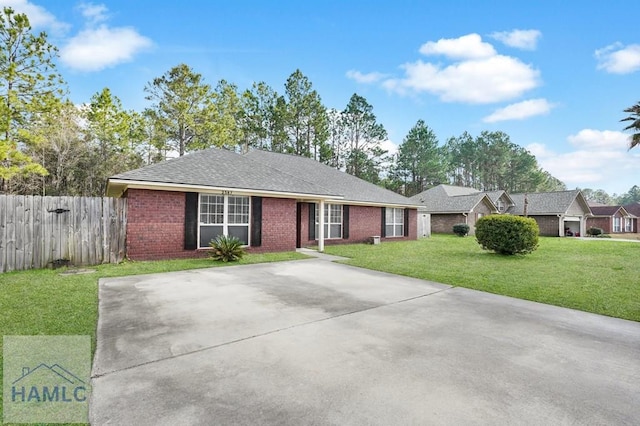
left=586, top=227, right=603, bottom=237
left=453, top=223, right=470, bottom=237
left=475, top=215, right=539, bottom=255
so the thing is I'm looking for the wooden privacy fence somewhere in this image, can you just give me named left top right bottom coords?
left=0, top=195, right=127, bottom=273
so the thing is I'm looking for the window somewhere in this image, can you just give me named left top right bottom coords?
left=625, top=217, right=633, bottom=232
left=385, top=208, right=404, bottom=237
left=199, top=194, right=249, bottom=247
left=315, top=203, right=342, bottom=239
left=496, top=200, right=504, bottom=213
left=613, top=217, right=621, bottom=233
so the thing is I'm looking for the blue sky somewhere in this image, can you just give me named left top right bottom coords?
left=4, top=0, right=640, bottom=195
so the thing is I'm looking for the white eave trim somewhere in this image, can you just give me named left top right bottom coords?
left=107, top=179, right=344, bottom=201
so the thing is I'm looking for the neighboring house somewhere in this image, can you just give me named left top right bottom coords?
left=508, top=190, right=592, bottom=237
left=410, top=185, right=497, bottom=235
left=587, top=205, right=635, bottom=234
left=623, top=203, right=640, bottom=234
left=106, top=148, right=418, bottom=260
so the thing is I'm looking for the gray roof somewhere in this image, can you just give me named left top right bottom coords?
left=109, top=148, right=416, bottom=206
left=244, top=150, right=416, bottom=206
left=110, top=148, right=338, bottom=197
left=410, top=184, right=495, bottom=213
left=507, top=190, right=587, bottom=215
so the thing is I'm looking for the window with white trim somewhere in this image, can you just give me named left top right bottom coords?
left=199, top=194, right=250, bottom=247
left=496, top=200, right=504, bottom=213
left=613, top=216, right=621, bottom=233
left=624, top=217, right=632, bottom=232
left=315, top=203, right=343, bottom=239
left=385, top=208, right=404, bottom=237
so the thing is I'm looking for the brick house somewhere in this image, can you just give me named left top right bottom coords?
left=623, top=203, right=640, bottom=234
left=507, top=190, right=592, bottom=237
left=410, top=185, right=512, bottom=235
left=106, top=148, right=418, bottom=260
left=412, top=185, right=591, bottom=237
left=587, top=205, right=635, bottom=234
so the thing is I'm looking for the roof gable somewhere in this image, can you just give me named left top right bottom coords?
left=507, top=190, right=591, bottom=216
left=411, top=185, right=496, bottom=213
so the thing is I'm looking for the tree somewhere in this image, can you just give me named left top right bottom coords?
left=283, top=69, right=329, bottom=161
left=342, top=94, right=387, bottom=182
left=144, top=64, right=214, bottom=156
left=207, top=79, right=244, bottom=151
left=579, top=188, right=612, bottom=205
left=621, top=101, right=640, bottom=149
left=83, top=88, right=143, bottom=195
left=12, top=99, right=87, bottom=195
left=393, top=119, right=446, bottom=196
left=0, top=7, right=65, bottom=191
left=617, top=185, right=640, bottom=205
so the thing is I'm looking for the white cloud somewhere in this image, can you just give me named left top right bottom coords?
left=381, top=139, right=398, bottom=156
left=61, top=25, right=152, bottom=72
left=383, top=53, right=540, bottom=104
left=490, top=29, right=542, bottom=50
left=78, top=2, right=108, bottom=25
left=483, top=98, right=554, bottom=123
left=419, top=33, right=496, bottom=59
left=528, top=129, right=639, bottom=192
left=0, top=0, right=69, bottom=34
left=567, top=129, right=630, bottom=150
left=595, top=43, right=640, bottom=74
left=346, top=70, right=387, bottom=84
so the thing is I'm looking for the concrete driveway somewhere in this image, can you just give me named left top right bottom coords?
left=90, top=259, right=640, bottom=425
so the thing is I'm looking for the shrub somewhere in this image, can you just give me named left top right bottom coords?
left=453, top=223, right=470, bottom=237
left=586, top=227, right=603, bottom=237
left=475, top=215, right=539, bottom=255
left=208, top=235, right=246, bottom=262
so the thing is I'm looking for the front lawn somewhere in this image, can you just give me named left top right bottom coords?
left=324, top=235, right=640, bottom=322
left=0, top=251, right=308, bottom=425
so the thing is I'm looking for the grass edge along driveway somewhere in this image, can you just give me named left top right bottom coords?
left=324, top=235, right=640, bottom=323
left=0, top=251, right=308, bottom=426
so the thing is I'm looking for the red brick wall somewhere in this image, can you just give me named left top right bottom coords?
left=125, top=190, right=416, bottom=259
left=431, top=214, right=467, bottom=234
left=125, top=189, right=202, bottom=260
left=299, top=204, right=417, bottom=247
left=586, top=217, right=611, bottom=234
left=532, top=215, right=561, bottom=236
left=249, top=197, right=297, bottom=253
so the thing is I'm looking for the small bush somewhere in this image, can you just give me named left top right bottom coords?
left=475, top=215, right=539, bottom=255
left=208, top=235, right=246, bottom=262
left=586, top=227, right=603, bottom=237
left=453, top=223, right=470, bottom=237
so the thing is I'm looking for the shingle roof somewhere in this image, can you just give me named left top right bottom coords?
left=507, top=190, right=588, bottom=215
left=410, top=184, right=494, bottom=213
left=623, top=202, right=640, bottom=216
left=109, top=148, right=416, bottom=206
left=244, top=150, right=415, bottom=206
left=590, top=206, right=624, bottom=216
left=110, top=148, right=338, bottom=197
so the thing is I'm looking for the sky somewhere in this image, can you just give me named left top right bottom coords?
left=2, top=0, right=639, bottom=195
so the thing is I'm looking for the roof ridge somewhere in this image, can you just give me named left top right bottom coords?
left=243, top=150, right=339, bottom=197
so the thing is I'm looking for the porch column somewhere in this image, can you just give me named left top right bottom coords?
left=318, top=199, right=325, bottom=252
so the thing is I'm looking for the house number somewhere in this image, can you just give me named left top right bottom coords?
left=221, top=190, right=233, bottom=195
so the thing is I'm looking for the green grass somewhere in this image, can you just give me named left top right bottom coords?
left=0, top=251, right=308, bottom=425
left=324, top=235, right=640, bottom=322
